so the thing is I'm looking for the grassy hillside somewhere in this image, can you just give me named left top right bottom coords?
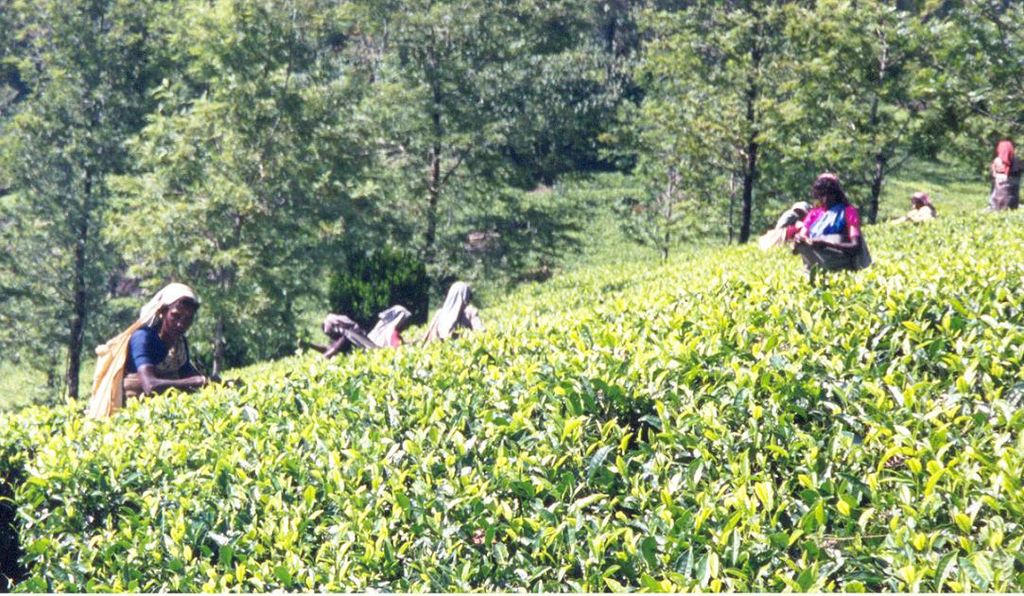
left=2, top=169, right=1022, bottom=590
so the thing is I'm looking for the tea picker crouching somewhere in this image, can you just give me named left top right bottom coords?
left=421, top=282, right=483, bottom=344
left=87, top=283, right=211, bottom=418
left=319, top=305, right=413, bottom=359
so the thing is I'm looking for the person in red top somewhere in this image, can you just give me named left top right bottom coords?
left=989, top=139, right=1021, bottom=211
left=789, top=173, right=871, bottom=283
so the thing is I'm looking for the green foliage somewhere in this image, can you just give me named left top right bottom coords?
left=0, top=0, right=171, bottom=397
left=0, top=403, right=70, bottom=590
left=930, top=1, right=1024, bottom=167
left=782, top=0, right=941, bottom=223
left=327, top=249, right=430, bottom=326
left=628, top=1, right=799, bottom=244
left=4, top=0, right=1019, bottom=389
left=543, top=172, right=659, bottom=268
left=107, top=0, right=372, bottom=371
left=624, top=0, right=992, bottom=241
left=1, top=207, right=1023, bottom=591
left=343, top=0, right=620, bottom=276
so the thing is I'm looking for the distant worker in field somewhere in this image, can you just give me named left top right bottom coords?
left=758, top=201, right=811, bottom=249
left=776, top=201, right=812, bottom=229
left=422, top=281, right=483, bottom=344
left=87, top=283, right=210, bottom=418
left=989, top=139, right=1021, bottom=211
left=319, top=314, right=378, bottom=358
left=790, top=173, right=872, bottom=283
left=892, top=191, right=936, bottom=224
left=368, top=305, right=413, bottom=348
left=318, top=305, right=413, bottom=359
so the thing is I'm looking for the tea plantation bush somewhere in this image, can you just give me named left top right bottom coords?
left=1, top=211, right=1023, bottom=591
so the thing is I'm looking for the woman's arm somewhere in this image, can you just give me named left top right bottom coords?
left=136, top=365, right=207, bottom=395
left=301, top=340, right=329, bottom=353
left=464, top=305, right=484, bottom=331
left=322, top=335, right=349, bottom=359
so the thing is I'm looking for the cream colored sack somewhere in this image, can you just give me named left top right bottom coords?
left=757, top=228, right=788, bottom=251
left=86, top=321, right=143, bottom=419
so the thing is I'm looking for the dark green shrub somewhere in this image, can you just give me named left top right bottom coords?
left=327, top=249, right=429, bottom=326
left=0, top=452, right=26, bottom=590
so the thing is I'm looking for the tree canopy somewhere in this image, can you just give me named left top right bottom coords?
left=0, top=0, right=1018, bottom=401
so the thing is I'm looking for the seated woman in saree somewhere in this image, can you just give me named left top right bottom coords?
left=122, top=283, right=210, bottom=399
left=87, top=282, right=209, bottom=418
left=989, top=139, right=1021, bottom=211
left=791, top=173, right=872, bottom=283
left=892, top=191, right=936, bottom=224
left=422, top=281, right=483, bottom=344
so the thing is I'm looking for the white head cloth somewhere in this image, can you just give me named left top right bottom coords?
left=368, top=305, right=412, bottom=347
left=432, top=282, right=471, bottom=341
left=138, top=282, right=199, bottom=327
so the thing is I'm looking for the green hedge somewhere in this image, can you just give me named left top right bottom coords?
left=1, top=211, right=1023, bottom=591
left=327, top=249, right=430, bottom=327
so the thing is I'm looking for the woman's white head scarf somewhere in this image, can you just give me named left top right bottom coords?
left=431, top=282, right=471, bottom=341
left=368, top=305, right=412, bottom=347
left=138, top=283, right=199, bottom=327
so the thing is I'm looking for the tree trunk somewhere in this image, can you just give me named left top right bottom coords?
left=213, top=314, right=226, bottom=377
left=422, top=50, right=443, bottom=273
left=866, top=92, right=883, bottom=223
left=739, top=90, right=759, bottom=243
left=424, top=137, right=440, bottom=265
left=65, top=171, right=91, bottom=400
left=739, top=35, right=762, bottom=244
left=661, top=202, right=671, bottom=262
left=865, top=44, right=888, bottom=224
left=740, top=135, right=758, bottom=243
left=661, top=167, right=677, bottom=261
left=869, top=151, right=887, bottom=224
left=727, top=173, right=737, bottom=244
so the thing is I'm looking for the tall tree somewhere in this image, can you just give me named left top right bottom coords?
left=0, top=0, right=167, bottom=399
left=630, top=1, right=796, bottom=244
left=354, top=0, right=535, bottom=273
left=929, top=0, right=1024, bottom=167
left=109, top=0, right=371, bottom=373
left=344, top=0, right=619, bottom=288
left=784, top=0, right=938, bottom=223
left=614, top=73, right=726, bottom=257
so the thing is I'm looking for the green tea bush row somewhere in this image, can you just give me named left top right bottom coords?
left=1, top=211, right=1023, bottom=591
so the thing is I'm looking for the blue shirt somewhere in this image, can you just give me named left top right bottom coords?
left=125, top=325, right=198, bottom=376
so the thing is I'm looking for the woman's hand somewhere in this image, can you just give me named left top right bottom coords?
left=137, top=366, right=210, bottom=395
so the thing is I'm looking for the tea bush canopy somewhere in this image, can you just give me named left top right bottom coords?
left=2, top=0, right=1024, bottom=590
left=2, top=208, right=1022, bottom=591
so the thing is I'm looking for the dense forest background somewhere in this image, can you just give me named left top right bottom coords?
left=0, top=0, right=1021, bottom=403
